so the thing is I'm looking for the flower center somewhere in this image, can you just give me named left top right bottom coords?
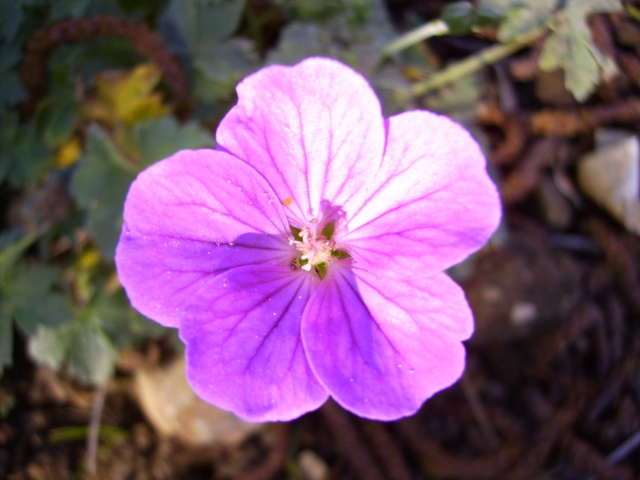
left=290, top=219, right=349, bottom=277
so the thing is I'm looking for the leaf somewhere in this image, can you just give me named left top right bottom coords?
left=0, top=113, right=51, bottom=188
left=0, top=44, right=21, bottom=70
left=0, top=1, right=24, bottom=41
left=126, top=116, right=215, bottom=167
left=441, top=2, right=475, bottom=35
left=161, top=0, right=246, bottom=56
left=50, top=0, right=89, bottom=19
left=193, top=38, right=259, bottom=104
left=71, top=125, right=136, bottom=258
left=0, top=70, right=28, bottom=113
left=266, top=0, right=394, bottom=75
left=496, top=0, right=556, bottom=42
left=49, top=41, right=144, bottom=82
left=29, top=320, right=119, bottom=386
left=539, top=1, right=622, bottom=102
left=36, top=85, right=80, bottom=148
left=3, top=264, right=73, bottom=336
left=84, top=63, right=170, bottom=126
left=96, top=288, right=165, bottom=350
left=0, top=304, right=13, bottom=375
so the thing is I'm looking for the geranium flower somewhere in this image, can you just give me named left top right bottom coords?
left=115, top=57, right=501, bottom=422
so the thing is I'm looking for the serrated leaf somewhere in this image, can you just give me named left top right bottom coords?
left=267, top=0, right=394, bottom=75
left=586, top=0, right=623, bottom=12
left=29, top=320, right=118, bottom=385
left=126, top=116, right=215, bottom=167
left=193, top=39, right=259, bottom=104
left=0, top=44, right=22, bottom=70
left=36, top=87, right=80, bottom=147
left=4, top=264, right=73, bottom=335
left=161, top=0, right=246, bottom=55
left=0, top=70, right=28, bottom=112
left=48, top=41, right=145, bottom=93
left=0, top=305, right=13, bottom=375
left=539, top=1, right=622, bottom=102
left=71, top=125, right=135, bottom=258
left=97, top=289, right=165, bottom=350
left=0, top=1, right=24, bottom=41
left=84, top=63, right=170, bottom=126
left=441, top=2, right=474, bottom=35
left=497, top=0, right=555, bottom=42
left=477, top=0, right=519, bottom=16
left=0, top=114, right=51, bottom=188
left=51, top=0, right=89, bottom=19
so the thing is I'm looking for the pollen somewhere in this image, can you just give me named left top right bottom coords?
left=283, top=197, right=293, bottom=207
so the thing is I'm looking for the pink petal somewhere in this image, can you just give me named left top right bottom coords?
left=342, top=111, right=501, bottom=276
left=181, top=265, right=328, bottom=421
left=215, top=57, right=385, bottom=226
left=115, top=149, right=294, bottom=327
left=302, top=260, right=473, bottom=420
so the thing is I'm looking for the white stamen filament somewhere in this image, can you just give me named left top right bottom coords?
left=290, top=220, right=336, bottom=270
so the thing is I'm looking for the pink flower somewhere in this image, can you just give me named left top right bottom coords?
left=115, top=57, right=501, bottom=421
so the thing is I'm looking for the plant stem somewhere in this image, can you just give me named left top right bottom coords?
left=411, top=29, right=543, bottom=96
left=382, top=19, right=450, bottom=57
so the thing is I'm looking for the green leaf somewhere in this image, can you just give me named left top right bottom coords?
left=442, top=2, right=475, bottom=35
left=3, top=264, right=73, bottom=336
left=193, top=39, right=259, bottom=104
left=126, top=116, right=215, bottom=167
left=29, top=320, right=119, bottom=386
left=96, top=289, right=165, bottom=350
left=162, top=0, right=247, bottom=55
left=0, top=113, right=51, bottom=188
left=267, top=0, right=394, bottom=75
left=36, top=85, right=80, bottom=148
left=0, top=70, right=28, bottom=112
left=49, top=41, right=144, bottom=83
left=71, top=125, right=135, bottom=258
left=51, top=0, right=89, bottom=19
left=0, top=44, right=22, bottom=70
left=473, top=4, right=503, bottom=28
left=585, top=0, right=624, bottom=12
left=496, top=0, right=556, bottom=42
left=0, top=0, right=24, bottom=41
left=539, top=1, right=622, bottom=102
left=0, top=305, right=13, bottom=375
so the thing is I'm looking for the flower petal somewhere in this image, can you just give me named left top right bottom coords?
left=115, top=149, right=294, bottom=327
left=181, top=265, right=328, bottom=421
left=342, top=111, right=501, bottom=275
left=215, top=57, right=385, bottom=225
left=302, top=260, right=472, bottom=420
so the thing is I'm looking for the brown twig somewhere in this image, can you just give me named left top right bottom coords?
left=359, top=420, right=412, bottom=480
left=396, top=418, right=515, bottom=479
left=529, top=98, right=640, bottom=136
left=235, top=423, right=289, bottom=480
left=321, top=401, right=385, bottom=480
left=561, top=432, right=634, bottom=480
left=477, top=107, right=528, bottom=165
left=500, top=137, right=563, bottom=203
left=587, top=219, right=640, bottom=316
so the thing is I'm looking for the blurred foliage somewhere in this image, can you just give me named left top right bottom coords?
left=0, top=0, right=631, bottom=385
left=481, top=0, right=622, bottom=101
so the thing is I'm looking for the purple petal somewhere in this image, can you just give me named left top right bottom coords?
left=181, top=265, right=328, bottom=421
left=115, top=149, right=294, bottom=327
left=215, top=57, right=385, bottom=225
left=302, top=260, right=473, bottom=420
left=342, top=111, right=501, bottom=276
